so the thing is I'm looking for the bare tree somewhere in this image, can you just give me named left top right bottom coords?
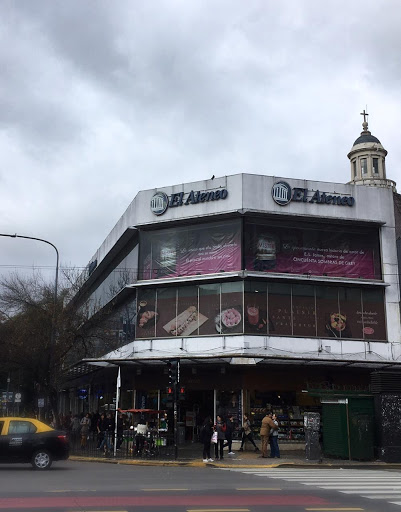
left=0, top=270, right=98, bottom=423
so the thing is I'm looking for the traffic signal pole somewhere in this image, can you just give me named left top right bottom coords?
left=174, top=360, right=180, bottom=460
left=167, top=360, right=180, bottom=460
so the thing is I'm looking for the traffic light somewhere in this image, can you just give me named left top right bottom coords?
left=167, top=360, right=179, bottom=385
left=178, top=386, right=185, bottom=401
left=166, top=386, right=174, bottom=408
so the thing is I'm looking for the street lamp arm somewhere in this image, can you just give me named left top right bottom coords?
left=0, top=233, right=59, bottom=302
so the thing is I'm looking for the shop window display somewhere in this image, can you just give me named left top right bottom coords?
left=338, top=287, right=363, bottom=339
left=175, top=286, right=200, bottom=337
left=155, top=288, right=177, bottom=338
left=136, top=288, right=158, bottom=339
left=135, top=281, right=387, bottom=341
left=361, top=288, right=386, bottom=341
left=198, top=284, right=221, bottom=336
left=292, top=284, right=316, bottom=337
left=219, top=282, right=243, bottom=335
left=244, top=281, right=268, bottom=335
left=268, top=283, right=292, bottom=336
left=316, top=286, right=340, bottom=338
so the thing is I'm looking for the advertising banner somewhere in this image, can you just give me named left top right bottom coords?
left=139, top=219, right=241, bottom=280
left=245, top=222, right=380, bottom=280
left=136, top=281, right=386, bottom=341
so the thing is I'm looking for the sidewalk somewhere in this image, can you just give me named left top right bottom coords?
left=70, top=442, right=401, bottom=469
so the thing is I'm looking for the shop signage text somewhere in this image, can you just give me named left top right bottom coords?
left=272, top=181, right=355, bottom=207
left=150, top=188, right=228, bottom=215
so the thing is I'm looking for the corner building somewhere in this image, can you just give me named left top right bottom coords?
left=72, top=122, right=401, bottom=460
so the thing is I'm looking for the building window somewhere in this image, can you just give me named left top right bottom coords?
left=138, top=219, right=242, bottom=280
left=353, top=160, right=357, bottom=178
left=135, top=281, right=386, bottom=341
left=361, top=158, right=368, bottom=174
left=373, top=158, right=379, bottom=174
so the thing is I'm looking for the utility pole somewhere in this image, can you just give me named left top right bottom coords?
left=173, top=360, right=180, bottom=460
left=167, top=360, right=180, bottom=459
left=6, top=374, right=10, bottom=416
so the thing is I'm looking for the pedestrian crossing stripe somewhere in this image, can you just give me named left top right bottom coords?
left=219, top=468, right=401, bottom=508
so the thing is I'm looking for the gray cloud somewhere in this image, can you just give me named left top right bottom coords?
left=0, top=0, right=401, bottom=278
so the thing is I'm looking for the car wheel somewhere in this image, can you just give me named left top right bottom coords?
left=32, top=449, right=52, bottom=470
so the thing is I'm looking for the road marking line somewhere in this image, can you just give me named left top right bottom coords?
left=327, top=486, right=401, bottom=491
left=341, top=489, right=401, bottom=494
left=49, top=490, right=97, bottom=493
left=366, top=495, right=401, bottom=499
left=187, top=510, right=250, bottom=512
left=236, top=488, right=281, bottom=491
left=142, top=488, right=189, bottom=491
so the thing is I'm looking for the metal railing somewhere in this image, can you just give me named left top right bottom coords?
left=69, top=430, right=175, bottom=460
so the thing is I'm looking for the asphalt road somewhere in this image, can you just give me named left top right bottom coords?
left=0, top=460, right=401, bottom=511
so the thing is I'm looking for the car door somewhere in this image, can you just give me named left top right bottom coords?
left=0, top=420, right=7, bottom=460
left=5, top=420, right=37, bottom=462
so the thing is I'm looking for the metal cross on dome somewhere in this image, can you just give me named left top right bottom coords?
left=360, top=109, right=369, bottom=122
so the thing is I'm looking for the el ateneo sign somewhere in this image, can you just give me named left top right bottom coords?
left=272, top=181, right=355, bottom=207
left=150, top=188, right=228, bottom=216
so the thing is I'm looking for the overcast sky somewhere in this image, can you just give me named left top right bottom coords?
left=1, top=0, right=400, bottom=283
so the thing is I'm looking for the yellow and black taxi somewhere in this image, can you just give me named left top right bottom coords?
left=0, top=417, right=69, bottom=469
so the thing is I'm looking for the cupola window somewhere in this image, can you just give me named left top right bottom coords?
left=361, top=158, right=368, bottom=174
left=373, top=157, right=379, bottom=174
left=353, top=160, right=357, bottom=178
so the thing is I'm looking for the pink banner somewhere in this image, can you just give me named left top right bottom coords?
left=140, top=219, right=241, bottom=280
left=245, top=224, right=379, bottom=279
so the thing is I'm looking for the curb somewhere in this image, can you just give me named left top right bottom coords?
left=69, top=456, right=401, bottom=470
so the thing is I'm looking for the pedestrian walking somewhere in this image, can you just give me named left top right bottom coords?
left=269, top=413, right=280, bottom=458
left=239, top=413, right=259, bottom=452
left=260, top=411, right=277, bottom=458
left=214, top=415, right=226, bottom=460
left=96, top=412, right=106, bottom=448
left=98, top=412, right=114, bottom=454
left=71, top=414, right=81, bottom=443
left=200, top=416, right=214, bottom=462
left=223, top=414, right=235, bottom=455
left=80, top=413, right=91, bottom=449
left=135, top=417, right=148, bottom=456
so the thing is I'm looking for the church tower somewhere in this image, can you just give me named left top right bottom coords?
left=348, top=110, right=396, bottom=191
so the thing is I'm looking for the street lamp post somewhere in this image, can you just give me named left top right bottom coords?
left=0, top=233, right=59, bottom=417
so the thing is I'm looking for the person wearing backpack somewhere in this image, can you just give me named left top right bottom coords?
left=200, top=416, right=214, bottom=462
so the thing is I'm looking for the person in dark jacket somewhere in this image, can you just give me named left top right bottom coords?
left=200, top=416, right=213, bottom=462
left=223, top=414, right=235, bottom=455
left=98, top=412, right=114, bottom=454
left=214, top=415, right=226, bottom=460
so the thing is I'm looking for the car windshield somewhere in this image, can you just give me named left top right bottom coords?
left=8, top=421, right=37, bottom=434
left=0, top=421, right=4, bottom=434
